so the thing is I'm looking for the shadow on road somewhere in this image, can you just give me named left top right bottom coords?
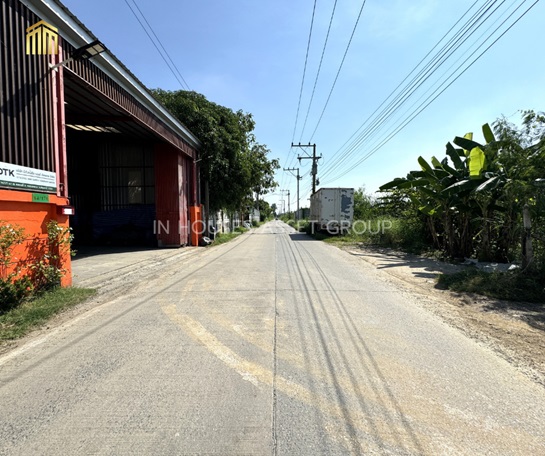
left=288, top=233, right=317, bottom=242
left=350, top=245, right=545, bottom=333
left=349, top=245, right=462, bottom=279
left=72, top=245, right=173, bottom=261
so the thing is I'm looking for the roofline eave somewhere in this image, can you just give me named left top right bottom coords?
left=20, top=0, right=201, bottom=150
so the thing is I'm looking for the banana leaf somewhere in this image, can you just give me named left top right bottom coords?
left=401, top=179, right=430, bottom=188
left=440, top=157, right=462, bottom=177
left=453, top=136, right=482, bottom=152
left=409, top=170, right=430, bottom=179
left=418, top=204, right=438, bottom=216
left=469, top=147, right=486, bottom=178
left=431, top=156, right=442, bottom=169
left=431, top=169, right=450, bottom=180
left=419, top=187, right=443, bottom=200
left=482, top=123, right=495, bottom=144
left=379, top=178, right=407, bottom=191
left=475, top=176, right=499, bottom=192
left=418, top=156, right=434, bottom=174
left=442, top=179, right=478, bottom=196
left=445, top=143, right=465, bottom=169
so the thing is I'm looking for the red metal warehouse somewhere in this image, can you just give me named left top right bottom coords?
left=0, top=0, right=203, bottom=286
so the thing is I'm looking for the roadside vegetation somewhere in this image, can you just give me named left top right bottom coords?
left=0, top=287, right=96, bottom=341
left=436, top=269, right=544, bottom=303
left=152, top=89, right=279, bottom=224
left=209, top=226, right=249, bottom=246
left=1, top=220, right=96, bottom=341
left=1, top=220, right=75, bottom=312
left=319, top=110, right=545, bottom=302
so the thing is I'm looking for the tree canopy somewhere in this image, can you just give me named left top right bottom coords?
left=151, top=89, right=279, bottom=212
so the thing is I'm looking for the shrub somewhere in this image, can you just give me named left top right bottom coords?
left=0, top=276, right=33, bottom=313
left=29, top=220, right=74, bottom=292
left=0, top=220, right=74, bottom=311
left=437, top=268, right=545, bottom=303
left=350, top=216, right=429, bottom=253
left=0, top=221, right=26, bottom=277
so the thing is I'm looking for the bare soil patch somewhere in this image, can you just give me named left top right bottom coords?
left=344, top=244, right=545, bottom=387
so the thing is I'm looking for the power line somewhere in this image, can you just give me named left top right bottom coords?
left=280, top=0, right=318, bottom=195
left=124, top=0, right=190, bottom=91
left=298, top=0, right=339, bottom=142
left=319, top=0, right=519, bottom=182
left=321, top=0, right=484, bottom=179
left=291, top=0, right=318, bottom=143
left=283, top=0, right=367, bottom=195
left=320, top=0, right=502, bottom=180
left=321, top=0, right=541, bottom=185
left=308, top=0, right=368, bottom=142
left=130, top=0, right=191, bottom=90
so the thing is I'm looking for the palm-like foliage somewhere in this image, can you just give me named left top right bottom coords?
left=380, top=124, right=509, bottom=259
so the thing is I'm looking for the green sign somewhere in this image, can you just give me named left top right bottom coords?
left=32, top=193, right=50, bottom=203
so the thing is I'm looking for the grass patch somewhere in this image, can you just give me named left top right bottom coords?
left=209, top=226, right=250, bottom=246
left=211, top=231, right=242, bottom=245
left=316, top=217, right=430, bottom=253
left=0, top=287, right=96, bottom=341
left=323, top=231, right=359, bottom=246
left=437, top=269, right=545, bottom=303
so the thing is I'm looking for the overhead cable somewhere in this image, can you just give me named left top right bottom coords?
left=124, top=0, right=191, bottom=91
left=320, top=0, right=541, bottom=185
left=298, top=0, right=339, bottom=142
left=280, top=0, right=318, bottom=193
left=308, top=0, right=368, bottom=142
left=320, top=0, right=502, bottom=180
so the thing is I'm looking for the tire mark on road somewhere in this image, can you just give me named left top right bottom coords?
left=161, top=303, right=404, bottom=455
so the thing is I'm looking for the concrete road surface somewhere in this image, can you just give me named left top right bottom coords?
left=1, top=221, right=544, bottom=455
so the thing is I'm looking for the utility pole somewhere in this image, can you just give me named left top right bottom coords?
left=287, top=190, right=291, bottom=217
left=280, top=189, right=290, bottom=215
left=284, top=167, right=302, bottom=221
left=291, top=143, right=321, bottom=194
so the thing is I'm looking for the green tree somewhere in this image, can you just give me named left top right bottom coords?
left=492, top=110, right=545, bottom=266
left=151, top=89, right=279, bottom=212
left=258, top=200, right=274, bottom=221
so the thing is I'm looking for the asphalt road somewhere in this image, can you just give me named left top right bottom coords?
left=1, top=220, right=544, bottom=455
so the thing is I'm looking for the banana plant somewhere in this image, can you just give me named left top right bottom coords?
left=380, top=152, right=467, bottom=254
left=380, top=123, right=506, bottom=258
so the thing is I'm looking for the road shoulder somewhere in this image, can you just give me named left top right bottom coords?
left=335, top=243, right=545, bottom=388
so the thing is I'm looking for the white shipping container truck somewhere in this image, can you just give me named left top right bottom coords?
left=310, top=188, right=354, bottom=234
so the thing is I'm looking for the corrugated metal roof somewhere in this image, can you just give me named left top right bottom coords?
left=20, top=0, right=201, bottom=149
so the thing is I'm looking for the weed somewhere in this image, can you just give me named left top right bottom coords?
left=0, top=287, right=96, bottom=340
left=437, top=268, right=545, bottom=303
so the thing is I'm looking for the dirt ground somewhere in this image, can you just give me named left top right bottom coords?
left=343, top=244, right=545, bottom=388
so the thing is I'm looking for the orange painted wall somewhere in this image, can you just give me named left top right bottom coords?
left=0, top=189, right=72, bottom=287
left=190, top=205, right=203, bottom=246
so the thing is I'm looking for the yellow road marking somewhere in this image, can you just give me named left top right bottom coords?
left=162, top=304, right=409, bottom=454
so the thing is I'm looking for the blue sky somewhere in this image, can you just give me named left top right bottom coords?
left=61, top=0, right=545, bottom=210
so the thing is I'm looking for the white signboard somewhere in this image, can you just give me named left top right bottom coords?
left=0, top=161, right=57, bottom=193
